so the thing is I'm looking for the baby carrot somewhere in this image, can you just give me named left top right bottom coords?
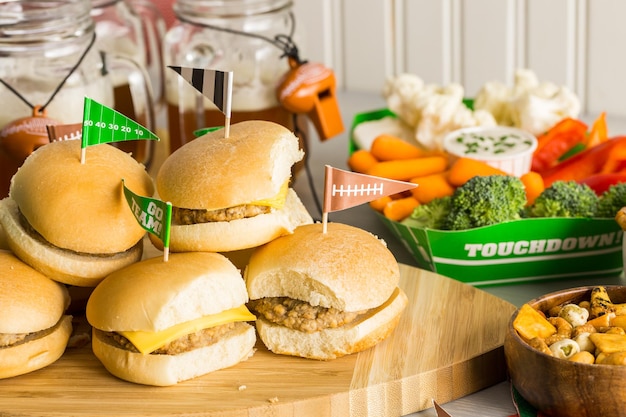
left=370, top=134, right=424, bottom=161
left=520, top=171, right=544, bottom=206
left=447, top=157, right=509, bottom=187
left=410, top=172, right=455, bottom=204
left=366, top=156, right=448, bottom=181
left=369, top=195, right=393, bottom=213
left=347, top=149, right=379, bottom=173
left=383, top=196, right=419, bottom=222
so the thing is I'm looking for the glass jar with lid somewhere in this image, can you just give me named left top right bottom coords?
left=0, top=0, right=155, bottom=197
left=90, top=0, right=165, bottom=167
left=163, top=0, right=308, bottom=161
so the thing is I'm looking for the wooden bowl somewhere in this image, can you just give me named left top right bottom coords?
left=504, top=285, right=626, bottom=417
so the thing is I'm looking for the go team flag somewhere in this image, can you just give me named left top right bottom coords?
left=323, top=165, right=417, bottom=213
left=168, top=66, right=233, bottom=118
left=122, top=180, right=172, bottom=257
left=81, top=97, right=160, bottom=148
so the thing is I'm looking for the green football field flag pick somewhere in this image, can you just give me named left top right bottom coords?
left=193, top=126, right=224, bottom=137
left=81, top=97, right=160, bottom=163
left=122, top=180, right=172, bottom=262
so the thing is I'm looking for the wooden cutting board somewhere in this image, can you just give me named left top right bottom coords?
left=0, top=264, right=516, bottom=417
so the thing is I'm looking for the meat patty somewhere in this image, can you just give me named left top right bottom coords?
left=173, top=204, right=271, bottom=225
left=18, top=209, right=136, bottom=257
left=97, top=322, right=242, bottom=355
left=248, top=297, right=367, bottom=333
left=0, top=332, right=28, bottom=347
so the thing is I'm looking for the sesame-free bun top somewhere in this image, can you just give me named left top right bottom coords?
left=245, top=222, right=400, bottom=312
left=156, top=120, right=304, bottom=210
left=10, top=140, right=154, bottom=254
left=86, top=252, right=249, bottom=332
left=0, top=251, right=70, bottom=334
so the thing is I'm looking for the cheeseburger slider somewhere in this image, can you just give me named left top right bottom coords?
left=0, top=251, right=72, bottom=379
left=245, top=222, right=408, bottom=360
left=86, top=252, right=257, bottom=386
left=151, top=120, right=313, bottom=253
left=0, top=140, right=154, bottom=287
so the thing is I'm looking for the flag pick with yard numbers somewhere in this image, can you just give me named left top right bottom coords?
left=168, top=66, right=233, bottom=137
left=322, top=165, right=417, bottom=233
left=122, top=179, right=173, bottom=262
left=80, top=97, right=160, bottom=163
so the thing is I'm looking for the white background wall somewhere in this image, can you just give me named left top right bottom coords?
left=293, top=0, right=626, bottom=118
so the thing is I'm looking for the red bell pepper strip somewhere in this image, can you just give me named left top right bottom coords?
left=531, top=118, right=588, bottom=173
left=579, top=173, right=626, bottom=195
left=541, top=135, right=626, bottom=187
left=600, top=141, right=626, bottom=173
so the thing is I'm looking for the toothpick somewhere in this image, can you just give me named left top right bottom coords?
left=80, top=147, right=86, bottom=164
left=224, top=116, right=231, bottom=138
left=322, top=211, right=328, bottom=234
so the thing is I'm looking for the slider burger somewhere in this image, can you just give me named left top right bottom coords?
left=0, top=251, right=72, bottom=379
left=244, top=222, right=408, bottom=360
left=151, top=120, right=313, bottom=253
left=86, top=252, right=257, bottom=386
left=0, top=140, right=154, bottom=287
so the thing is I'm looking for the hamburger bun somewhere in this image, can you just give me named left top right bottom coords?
left=245, top=222, right=408, bottom=360
left=152, top=120, right=313, bottom=252
left=0, top=140, right=154, bottom=287
left=86, top=252, right=256, bottom=386
left=0, top=251, right=72, bottom=379
left=0, top=223, right=8, bottom=250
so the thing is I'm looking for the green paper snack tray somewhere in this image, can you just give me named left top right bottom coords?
left=351, top=109, right=624, bottom=286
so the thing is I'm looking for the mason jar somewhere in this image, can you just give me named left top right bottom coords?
left=0, top=0, right=114, bottom=198
left=163, top=0, right=308, bottom=165
left=91, top=0, right=165, bottom=168
left=0, top=0, right=156, bottom=198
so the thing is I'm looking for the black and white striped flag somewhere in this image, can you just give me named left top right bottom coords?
left=168, top=66, right=233, bottom=118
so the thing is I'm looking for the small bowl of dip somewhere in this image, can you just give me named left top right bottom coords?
left=443, top=126, right=538, bottom=176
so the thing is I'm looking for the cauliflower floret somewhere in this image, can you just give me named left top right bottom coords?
left=381, top=74, right=506, bottom=151
left=415, top=84, right=497, bottom=150
left=474, top=68, right=580, bottom=136
left=383, top=73, right=425, bottom=128
left=511, top=68, right=540, bottom=95
left=474, top=80, right=512, bottom=124
left=472, top=109, right=499, bottom=126
left=413, top=84, right=466, bottom=150
left=510, top=86, right=581, bottom=135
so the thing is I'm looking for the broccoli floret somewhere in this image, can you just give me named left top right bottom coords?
left=443, top=175, right=527, bottom=230
left=401, top=196, right=452, bottom=229
left=596, top=182, right=626, bottom=218
left=526, top=180, right=598, bottom=218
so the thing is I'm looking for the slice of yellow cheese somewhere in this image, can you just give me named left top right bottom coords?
left=250, top=180, right=289, bottom=208
left=119, top=305, right=256, bottom=355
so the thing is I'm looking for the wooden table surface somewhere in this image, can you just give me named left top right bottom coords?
left=0, top=264, right=515, bottom=417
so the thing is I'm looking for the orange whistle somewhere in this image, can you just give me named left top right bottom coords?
left=277, top=58, right=344, bottom=141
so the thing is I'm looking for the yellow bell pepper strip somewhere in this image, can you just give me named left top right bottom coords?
left=531, top=118, right=588, bottom=173
left=586, top=111, right=608, bottom=148
left=540, top=135, right=626, bottom=187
